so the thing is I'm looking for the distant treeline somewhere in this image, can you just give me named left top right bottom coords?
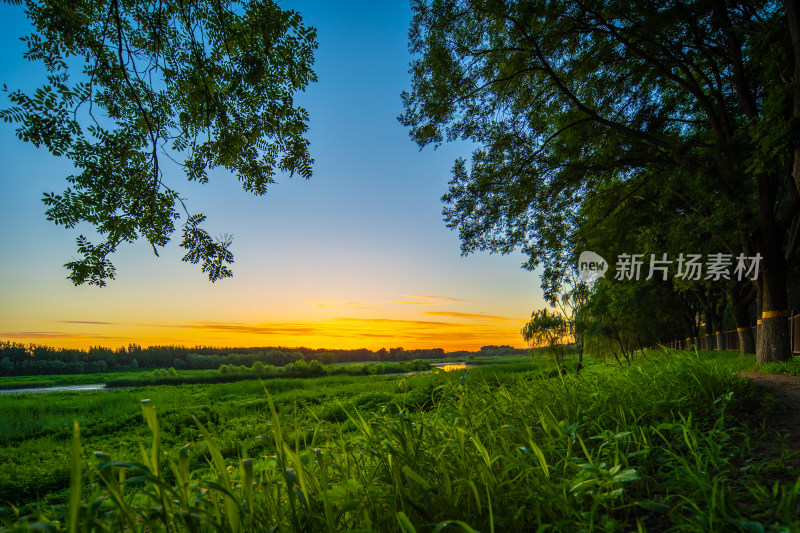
left=0, top=341, right=527, bottom=376
left=106, top=359, right=430, bottom=388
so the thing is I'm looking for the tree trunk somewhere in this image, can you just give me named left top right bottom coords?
left=715, top=331, right=724, bottom=350
left=612, top=325, right=631, bottom=365
left=756, top=247, right=790, bottom=363
left=755, top=281, right=763, bottom=357
left=728, top=283, right=756, bottom=354
left=757, top=276, right=791, bottom=363
left=692, top=312, right=701, bottom=351
left=785, top=0, right=800, bottom=194
left=575, top=329, right=584, bottom=374
left=705, top=306, right=715, bottom=350
left=755, top=171, right=791, bottom=363
left=682, top=318, right=692, bottom=350
left=636, top=335, right=647, bottom=359
left=714, top=295, right=726, bottom=351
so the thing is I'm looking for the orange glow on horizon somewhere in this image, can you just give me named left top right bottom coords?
left=0, top=315, right=529, bottom=352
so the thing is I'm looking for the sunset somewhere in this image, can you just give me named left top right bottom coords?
left=2, top=1, right=798, bottom=531
left=0, top=0, right=542, bottom=352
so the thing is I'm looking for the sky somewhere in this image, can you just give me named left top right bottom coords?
left=0, top=1, right=545, bottom=352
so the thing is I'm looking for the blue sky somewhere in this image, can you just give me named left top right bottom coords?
left=0, top=1, right=544, bottom=351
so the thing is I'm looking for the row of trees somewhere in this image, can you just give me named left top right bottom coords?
left=402, top=0, right=800, bottom=363
left=217, top=358, right=430, bottom=377
left=0, top=341, right=522, bottom=376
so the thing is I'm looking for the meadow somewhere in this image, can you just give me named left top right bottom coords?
left=0, top=350, right=798, bottom=532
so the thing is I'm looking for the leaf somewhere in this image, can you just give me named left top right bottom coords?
left=68, top=420, right=82, bottom=533
left=5, top=0, right=318, bottom=284
left=613, top=469, right=640, bottom=483
left=635, top=500, right=671, bottom=511
left=396, top=511, right=418, bottom=533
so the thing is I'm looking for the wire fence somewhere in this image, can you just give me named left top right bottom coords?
left=657, top=313, right=800, bottom=353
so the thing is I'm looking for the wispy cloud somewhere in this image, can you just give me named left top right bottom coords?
left=402, top=294, right=475, bottom=304
left=0, top=331, right=123, bottom=340
left=335, top=317, right=455, bottom=327
left=179, top=321, right=324, bottom=336
left=2, top=315, right=525, bottom=350
left=423, top=311, right=520, bottom=323
left=386, top=294, right=475, bottom=306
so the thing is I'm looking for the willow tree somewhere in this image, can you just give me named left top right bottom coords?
left=2, top=0, right=317, bottom=285
left=400, top=0, right=799, bottom=362
left=522, top=308, right=570, bottom=369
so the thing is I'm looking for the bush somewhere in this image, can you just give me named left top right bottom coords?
left=307, top=360, right=325, bottom=376
left=409, top=359, right=429, bottom=371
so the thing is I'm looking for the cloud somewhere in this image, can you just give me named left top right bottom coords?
left=164, top=317, right=514, bottom=343
left=178, top=321, right=325, bottom=336
left=402, top=294, right=475, bottom=304
left=422, top=311, right=520, bottom=323
left=3, top=314, right=526, bottom=351
left=334, top=317, right=455, bottom=327
left=0, top=331, right=123, bottom=340
left=386, top=294, right=475, bottom=306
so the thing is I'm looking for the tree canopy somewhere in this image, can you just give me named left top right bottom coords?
left=401, top=0, right=800, bottom=362
left=2, top=0, right=317, bottom=285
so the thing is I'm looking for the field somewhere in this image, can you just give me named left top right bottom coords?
left=0, top=350, right=798, bottom=531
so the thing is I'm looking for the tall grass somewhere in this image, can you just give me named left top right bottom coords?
left=0, top=381, right=55, bottom=391
left=2, top=349, right=798, bottom=531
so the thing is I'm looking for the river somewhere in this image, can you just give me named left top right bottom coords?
left=0, top=384, right=107, bottom=395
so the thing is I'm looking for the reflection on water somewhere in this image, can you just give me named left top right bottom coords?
left=431, top=362, right=471, bottom=372
left=0, top=384, right=106, bottom=395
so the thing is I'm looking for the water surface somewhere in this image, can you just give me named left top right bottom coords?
left=0, top=384, right=106, bottom=395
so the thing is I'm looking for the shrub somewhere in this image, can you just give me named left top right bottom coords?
left=307, top=360, right=325, bottom=376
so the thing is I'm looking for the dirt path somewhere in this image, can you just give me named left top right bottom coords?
left=738, top=372, right=800, bottom=451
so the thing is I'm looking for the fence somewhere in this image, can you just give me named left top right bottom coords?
left=659, top=313, right=800, bottom=353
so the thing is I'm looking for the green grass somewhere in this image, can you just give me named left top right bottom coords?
left=729, top=352, right=800, bottom=376
left=0, top=371, right=448, bottom=511
left=0, top=370, right=209, bottom=388
left=0, top=380, right=55, bottom=390
left=1, top=350, right=798, bottom=531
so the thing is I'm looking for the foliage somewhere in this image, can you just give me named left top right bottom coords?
left=0, top=370, right=447, bottom=509
left=541, top=261, right=592, bottom=369
left=400, top=0, right=800, bottom=362
left=1, top=350, right=798, bottom=531
left=1, top=0, right=317, bottom=284
left=0, top=341, right=466, bottom=376
left=0, top=380, right=54, bottom=390
left=409, top=358, right=429, bottom=371
left=522, top=308, right=570, bottom=367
